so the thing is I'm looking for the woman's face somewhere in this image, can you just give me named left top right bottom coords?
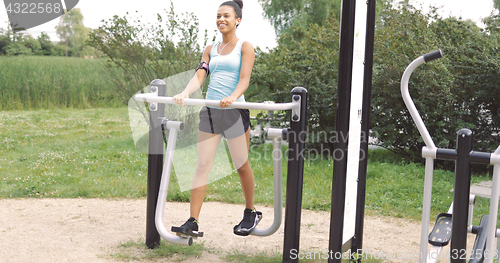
left=216, top=5, right=240, bottom=33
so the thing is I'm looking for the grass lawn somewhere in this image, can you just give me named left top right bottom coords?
left=0, top=107, right=147, bottom=198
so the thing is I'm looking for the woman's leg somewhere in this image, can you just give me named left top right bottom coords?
left=190, top=131, right=222, bottom=221
left=226, top=128, right=255, bottom=210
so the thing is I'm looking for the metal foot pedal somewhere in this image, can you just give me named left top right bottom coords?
left=171, top=227, right=203, bottom=238
left=428, top=213, right=452, bottom=246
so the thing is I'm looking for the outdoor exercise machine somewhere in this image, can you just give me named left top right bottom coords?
left=134, top=80, right=308, bottom=261
left=131, top=0, right=378, bottom=261
left=401, top=50, right=500, bottom=263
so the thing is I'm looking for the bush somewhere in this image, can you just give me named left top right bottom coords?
left=371, top=2, right=500, bottom=161
left=251, top=18, right=341, bottom=152
left=253, top=1, right=500, bottom=161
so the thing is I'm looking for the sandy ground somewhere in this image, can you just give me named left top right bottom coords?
left=0, top=199, right=477, bottom=263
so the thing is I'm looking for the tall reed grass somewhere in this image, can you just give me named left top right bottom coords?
left=0, top=56, right=123, bottom=110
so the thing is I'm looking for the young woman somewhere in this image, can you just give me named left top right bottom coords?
left=171, top=0, right=261, bottom=237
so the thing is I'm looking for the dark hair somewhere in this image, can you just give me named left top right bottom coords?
left=220, top=0, right=243, bottom=19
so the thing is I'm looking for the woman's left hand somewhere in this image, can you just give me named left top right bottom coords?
left=220, top=96, right=237, bottom=108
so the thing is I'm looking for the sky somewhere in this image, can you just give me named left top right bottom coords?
left=0, top=0, right=498, bottom=51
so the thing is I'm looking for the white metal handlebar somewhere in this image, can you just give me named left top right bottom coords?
left=401, top=50, right=442, bottom=263
left=134, top=93, right=299, bottom=111
left=400, top=55, right=437, bottom=151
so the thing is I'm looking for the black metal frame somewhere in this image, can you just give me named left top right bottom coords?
left=435, top=128, right=491, bottom=263
left=329, top=0, right=377, bottom=262
left=146, top=79, right=166, bottom=249
left=283, top=87, right=308, bottom=262
left=329, top=0, right=356, bottom=256
left=354, top=0, right=377, bottom=259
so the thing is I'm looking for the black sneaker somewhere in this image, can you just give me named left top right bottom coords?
left=233, top=208, right=262, bottom=236
left=172, top=217, right=204, bottom=237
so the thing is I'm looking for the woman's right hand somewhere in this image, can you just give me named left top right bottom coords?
left=172, top=92, right=189, bottom=106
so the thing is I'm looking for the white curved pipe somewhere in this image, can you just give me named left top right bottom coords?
left=401, top=52, right=442, bottom=263
left=402, top=56, right=438, bottom=262
left=400, top=56, right=436, bottom=150
left=155, top=124, right=193, bottom=246
left=251, top=128, right=284, bottom=236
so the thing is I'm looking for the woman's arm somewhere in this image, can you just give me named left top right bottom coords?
left=220, top=41, right=255, bottom=108
left=173, top=45, right=212, bottom=105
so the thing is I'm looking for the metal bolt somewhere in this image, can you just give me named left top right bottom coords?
left=292, top=115, right=299, bottom=121
left=151, top=86, right=158, bottom=93
left=150, top=104, right=157, bottom=111
left=293, top=95, right=300, bottom=101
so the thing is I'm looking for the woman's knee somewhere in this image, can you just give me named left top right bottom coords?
left=237, top=161, right=253, bottom=175
left=196, top=158, right=213, bottom=172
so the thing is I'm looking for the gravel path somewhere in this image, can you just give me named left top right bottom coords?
left=0, top=198, right=476, bottom=262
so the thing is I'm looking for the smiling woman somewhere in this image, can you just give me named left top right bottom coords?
left=170, top=0, right=264, bottom=238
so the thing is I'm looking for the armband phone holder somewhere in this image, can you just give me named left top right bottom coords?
left=196, top=62, right=209, bottom=74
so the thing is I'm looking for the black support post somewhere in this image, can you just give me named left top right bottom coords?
left=283, top=87, right=308, bottom=263
left=450, top=128, right=473, bottom=263
left=353, top=0, right=377, bottom=259
left=329, top=0, right=356, bottom=262
left=146, top=79, right=166, bottom=249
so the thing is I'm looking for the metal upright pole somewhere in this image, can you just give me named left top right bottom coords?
left=354, top=0, right=377, bottom=258
left=146, top=79, right=166, bottom=249
left=283, top=87, right=308, bottom=263
left=450, top=128, right=473, bottom=263
left=329, top=0, right=357, bottom=262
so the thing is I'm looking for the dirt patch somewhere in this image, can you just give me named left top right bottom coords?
left=0, top=199, right=476, bottom=262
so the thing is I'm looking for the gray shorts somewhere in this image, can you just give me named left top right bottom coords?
left=199, top=106, right=251, bottom=139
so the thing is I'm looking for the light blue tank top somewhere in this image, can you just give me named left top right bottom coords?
left=206, top=39, right=245, bottom=108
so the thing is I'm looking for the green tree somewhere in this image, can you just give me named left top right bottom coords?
left=258, top=0, right=341, bottom=36
left=483, top=14, right=500, bottom=35
left=0, top=28, right=12, bottom=54
left=253, top=0, right=500, bottom=160
left=3, top=42, right=32, bottom=56
left=55, top=8, right=90, bottom=56
left=87, top=1, right=206, bottom=104
left=433, top=17, right=500, bottom=153
left=259, top=0, right=393, bottom=36
left=0, top=28, right=42, bottom=56
left=370, top=1, right=500, bottom=161
left=37, top=32, right=55, bottom=56
left=494, top=0, right=500, bottom=11
left=24, top=35, right=42, bottom=55
left=251, top=19, right=341, bottom=152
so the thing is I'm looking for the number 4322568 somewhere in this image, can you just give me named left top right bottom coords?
left=6, top=3, right=62, bottom=14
